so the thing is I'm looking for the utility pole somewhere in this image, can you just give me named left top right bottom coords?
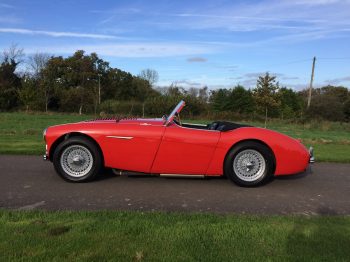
left=307, top=56, right=316, bottom=109
left=98, top=74, right=101, bottom=105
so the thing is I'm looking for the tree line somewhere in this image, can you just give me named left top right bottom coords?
left=0, top=45, right=349, bottom=122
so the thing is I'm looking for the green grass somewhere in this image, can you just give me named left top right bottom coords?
left=0, top=210, right=349, bottom=261
left=0, top=112, right=350, bottom=162
left=0, top=112, right=90, bottom=155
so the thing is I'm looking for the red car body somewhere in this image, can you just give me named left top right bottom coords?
left=44, top=102, right=312, bottom=178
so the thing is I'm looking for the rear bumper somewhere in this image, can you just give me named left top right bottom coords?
left=309, top=146, right=315, bottom=163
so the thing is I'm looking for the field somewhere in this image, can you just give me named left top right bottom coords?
left=1, top=113, right=349, bottom=261
left=0, top=210, right=349, bottom=261
left=0, top=112, right=349, bottom=162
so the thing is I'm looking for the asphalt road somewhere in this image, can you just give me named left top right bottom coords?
left=0, top=155, right=349, bottom=215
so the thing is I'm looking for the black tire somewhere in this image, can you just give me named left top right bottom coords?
left=53, top=136, right=102, bottom=182
left=224, top=141, right=274, bottom=187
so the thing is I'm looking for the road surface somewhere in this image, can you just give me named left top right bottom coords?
left=0, top=155, right=349, bottom=215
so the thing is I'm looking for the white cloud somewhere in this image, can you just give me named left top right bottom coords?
left=143, top=0, right=350, bottom=44
left=0, top=16, right=21, bottom=24
left=23, top=43, right=217, bottom=58
left=187, top=57, right=207, bottom=62
left=290, top=0, right=347, bottom=6
left=325, top=76, right=350, bottom=84
left=0, top=28, right=118, bottom=39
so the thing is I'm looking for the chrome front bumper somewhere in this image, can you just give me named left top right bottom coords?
left=43, top=154, right=48, bottom=161
left=309, top=146, right=315, bottom=163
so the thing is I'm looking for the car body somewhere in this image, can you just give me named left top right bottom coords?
left=44, top=100, right=314, bottom=186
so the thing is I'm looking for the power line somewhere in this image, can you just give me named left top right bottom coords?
left=261, top=57, right=349, bottom=69
left=318, top=57, right=350, bottom=60
left=263, top=58, right=311, bottom=68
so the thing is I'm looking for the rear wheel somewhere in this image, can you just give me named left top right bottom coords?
left=53, top=136, right=102, bottom=182
left=224, top=141, right=274, bottom=187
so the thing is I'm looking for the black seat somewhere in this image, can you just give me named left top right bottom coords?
left=209, top=121, right=250, bottom=131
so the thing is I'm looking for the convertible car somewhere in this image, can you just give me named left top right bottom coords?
left=43, top=100, right=314, bottom=186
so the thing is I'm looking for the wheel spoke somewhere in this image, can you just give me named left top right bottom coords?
left=233, top=149, right=266, bottom=182
left=60, top=145, right=93, bottom=178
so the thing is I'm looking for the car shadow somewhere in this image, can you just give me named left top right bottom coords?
left=273, top=166, right=312, bottom=181
left=95, top=169, right=228, bottom=182
left=96, top=167, right=312, bottom=184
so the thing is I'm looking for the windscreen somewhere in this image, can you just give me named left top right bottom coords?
left=165, top=100, right=185, bottom=125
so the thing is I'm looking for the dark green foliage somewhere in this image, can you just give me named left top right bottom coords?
left=344, top=98, right=350, bottom=121
left=0, top=46, right=349, bottom=122
left=305, top=85, right=350, bottom=121
left=253, top=73, right=280, bottom=120
left=18, top=77, right=43, bottom=111
left=100, top=100, right=143, bottom=116
left=0, top=48, right=159, bottom=113
left=210, top=88, right=231, bottom=112
left=228, top=85, right=255, bottom=113
left=210, top=86, right=255, bottom=115
left=0, top=57, right=22, bottom=110
left=278, top=87, right=303, bottom=119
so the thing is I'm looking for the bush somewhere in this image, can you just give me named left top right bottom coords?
left=99, top=100, right=143, bottom=116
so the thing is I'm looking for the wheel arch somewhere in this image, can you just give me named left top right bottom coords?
left=224, top=139, right=276, bottom=174
left=49, top=132, right=104, bottom=165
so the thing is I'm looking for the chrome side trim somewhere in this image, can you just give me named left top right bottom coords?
left=106, top=136, right=133, bottom=140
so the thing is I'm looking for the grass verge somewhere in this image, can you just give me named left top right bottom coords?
left=0, top=210, right=350, bottom=261
left=0, top=112, right=350, bottom=162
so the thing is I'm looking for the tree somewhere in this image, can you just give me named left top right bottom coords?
left=139, top=69, right=159, bottom=86
left=344, top=98, right=350, bottom=121
left=227, top=85, right=254, bottom=114
left=0, top=44, right=24, bottom=110
left=28, top=53, right=50, bottom=79
left=210, top=88, right=230, bottom=111
left=188, top=87, right=199, bottom=98
left=1, top=44, right=24, bottom=65
left=319, top=85, right=348, bottom=103
left=198, top=86, right=209, bottom=103
left=253, top=73, right=280, bottom=127
left=18, top=76, right=42, bottom=111
left=303, top=85, right=349, bottom=121
left=41, top=56, right=65, bottom=112
left=308, top=95, right=345, bottom=121
left=278, top=87, right=302, bottom=119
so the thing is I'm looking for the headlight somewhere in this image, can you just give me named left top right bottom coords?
left=43, top=128, right=47, bottom=141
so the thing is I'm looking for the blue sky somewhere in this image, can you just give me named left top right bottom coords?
left=0, top=0, right=349, bottom=90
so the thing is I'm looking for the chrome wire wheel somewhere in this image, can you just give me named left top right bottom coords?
left=60, top=145, right=94, bottom=178
left=233, top=149, right=266, bottom=182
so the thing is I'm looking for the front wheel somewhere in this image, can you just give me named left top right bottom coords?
left=224, top=141, right=274, bottom=187
left=53, top=136, right=102, bottom=182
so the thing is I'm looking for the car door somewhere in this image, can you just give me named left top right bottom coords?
left=151, top=123, right=220, bottom=174
left=103, top=122, right=165, bottom=173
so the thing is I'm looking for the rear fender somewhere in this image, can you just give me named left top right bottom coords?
left=205, top=127, right=309, bottom=176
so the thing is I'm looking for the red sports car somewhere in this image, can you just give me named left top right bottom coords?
left=43, top=100, right=314, bottom=186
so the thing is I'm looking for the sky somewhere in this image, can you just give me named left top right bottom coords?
left=0, top=0, right=349, bottom=90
